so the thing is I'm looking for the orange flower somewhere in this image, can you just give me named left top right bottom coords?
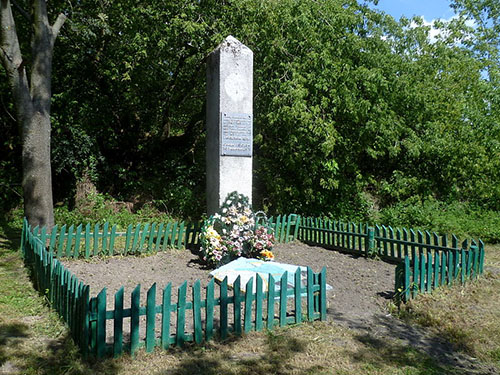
left=260, top=249, right=274, bottom=260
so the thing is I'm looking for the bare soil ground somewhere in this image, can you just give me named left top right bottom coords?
left=61, top=241, right=497, bottom=374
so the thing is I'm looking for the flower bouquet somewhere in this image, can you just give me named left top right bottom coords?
left=200, top=192, right=275, bottom=267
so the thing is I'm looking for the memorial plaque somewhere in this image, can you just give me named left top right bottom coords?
left=220, top=112, right=252, bottom=157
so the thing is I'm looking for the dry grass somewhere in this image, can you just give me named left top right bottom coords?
left=400, top=244, right=500, bottom=369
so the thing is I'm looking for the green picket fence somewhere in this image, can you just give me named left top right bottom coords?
left=32, top=220, right=203, bottom=259
left=32, top=215, right=302, bottom=260
left=266, top=214, right=301, bottom=243
left=298, top=217, right=375, bottom=256
left=21, top=219, right=91, bottom=352
left=297, top=216, right=486, bottom=302
left=88, top=267, right=327, bottom=358
left=298, top=216, right=482, bottom=263
left=22, top=218, right=327, bottom=359
left=395, top=241, right=485, bottom=302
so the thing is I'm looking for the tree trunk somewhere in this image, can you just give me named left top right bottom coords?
left=1, top=0, right=65, bottom=228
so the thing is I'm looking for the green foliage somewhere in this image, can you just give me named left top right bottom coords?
left=1, top=0, right=499, bottom=240
left=54, top=192, right=174, bottom=230
left=379, top=198, right=500, bottom=243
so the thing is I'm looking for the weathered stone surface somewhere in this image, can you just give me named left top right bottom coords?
left=206, top=36, right=253, bottom=215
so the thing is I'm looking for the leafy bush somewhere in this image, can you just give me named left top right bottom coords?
left=54, top=192, right=173, bottom=230
left=379, top=197, right=500, bottom=243
left=200, top=192, right=275, bottom=267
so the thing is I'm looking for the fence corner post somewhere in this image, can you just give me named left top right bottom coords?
left=366, top=227, right=376, bottom=257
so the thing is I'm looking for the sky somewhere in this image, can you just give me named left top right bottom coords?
left=368, top=0, right=456, bottom=22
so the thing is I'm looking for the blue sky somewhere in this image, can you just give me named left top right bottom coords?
left=369, top=0, right=456, bottom=21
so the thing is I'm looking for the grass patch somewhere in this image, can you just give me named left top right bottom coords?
left=399, top=244, right=500, bottom=371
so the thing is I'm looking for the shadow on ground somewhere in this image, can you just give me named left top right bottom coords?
left=332, top=311, right=498, bottom=375
left=153, top=330, right=325, bottom=375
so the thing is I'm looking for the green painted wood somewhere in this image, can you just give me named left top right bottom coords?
left=452, top=234, right=458, bottom=249
left=448, top=251, right=454, bottom=285
left=113, top=287, right=124, bottom=358
left=74, top=224, right=83, bottom=258
left=453, top=249, right=460, bottom=280
left=124, top=224, right=133, bottom=255
left=244, top=278, right=253, bottom=333
left=89, top=297, right=97, bottom=356
left=192, top=280, right=202, bottom=344
left=267, top=274, right=276, bottom=329
left=426, top=251, right=432, bottom=293
left=293, top=215, right=301, bottom=242
left=65, top=225, right=75, bottom=257
left=255, top=274, right=264, bottom=331
left=396, top=229, right=402, bottom=258
left=155, top=223, right=165, bottom=252
left=176, top=281, right=187, bottom=346
left=419, top=254, right=426, bottom=293
left=40, top=227, right=47, bottom=248
left=284, top=214, right=292, bottom=243
left=417, top=231, right=424, bottom=257
left=93, top=223, right=100, bottom=256
left=82, top=284, right=91, bottom=357
left=366, top=227, right=375, bottom=256
left=161, top=283, right=172, bottom=349
left=205, top=279, right=215, bottom=341
left=341, top=222, right=346, bottom=249
left=57, top=224, right=67, bottom=258
left=220, top=277, right=228, bottom=339
left=170, top=222, right=178, bottom=248
left=479, top=240, right=485, bottom=274
left=441, top=252, right=447, bottom=286
left=388, top=226, right=395, bottom=257
left=96, top=288, right=107, bottom=359
left=84, top=223, right=91, bottom=258
left=138, top=223, right=149, bottom=253
left=413, top=255, right=420, bottom=298
left=466, top=243, right=473, bottom=279
left=401, top=257, right=409, bottom=302
left=461, top=249, right=466, bottom=284
left=434, top=251, right=440, bottom=288
left=130, top=284, right=141, bottom=356
left=131, top=224, right=141, bottom=253
left=233, top=276, right=242, bottom=335
left=473, top=244, right=480, bottom=278
left=410, top=229, right=416, bottom=260
left=320, top=267, right=327, bottom=320
left=146, top=283, right=156, bottom=352
left=147, top=223, right=157, bottom=252
left=279, top=271, right=288, bottom=327
left=102, top=222, right=109, bottom=253
left=403, top=229, right=409, bottom=257
left=162, top=222, right=172, bottom=249
left=109, top=225, right=117, bottom=256
left=294, top=268, right=302, bottom=324
left=358, top=223, right=364, bottom=251
left=177, top=222, right=185, bottom=249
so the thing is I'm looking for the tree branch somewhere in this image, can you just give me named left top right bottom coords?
left=11, top=0, right=30, bottom=22
left=51, top=13, right=66, bottom=41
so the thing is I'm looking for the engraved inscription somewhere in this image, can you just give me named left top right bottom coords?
left=221, top=112, right=252, bottom=157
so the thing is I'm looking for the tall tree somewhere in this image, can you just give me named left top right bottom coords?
left=0, top=0, right=65, bottom=227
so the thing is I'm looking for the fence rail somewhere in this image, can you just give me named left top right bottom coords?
left=88, top=267, right=327, bottom=358
left=22, top=218, right=327, bottom=359
left=395, top=241, right=485, bottom=302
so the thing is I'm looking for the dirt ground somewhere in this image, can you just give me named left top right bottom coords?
left=61, top=241, right=396, bottom=323
left=61, top=242, right=496, bottom=374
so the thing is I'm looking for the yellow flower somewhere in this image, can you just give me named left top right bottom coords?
left=260, top=250, right=274, bottom=260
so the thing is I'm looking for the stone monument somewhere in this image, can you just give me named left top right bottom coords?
left=206, top=36, right=253, bottom=215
